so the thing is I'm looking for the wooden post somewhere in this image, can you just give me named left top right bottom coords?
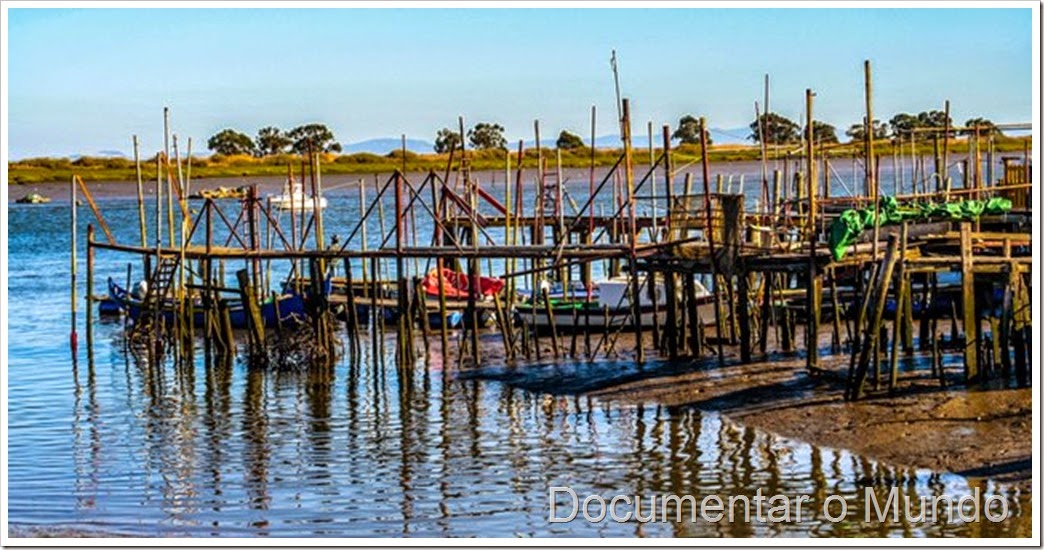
left=86, top=224, right=95, bottom=352
left=738, top=266, right=751, bottom=363
left=888, top=223, right=909, bottom=392
left=133, top=136, right=147, bottom=248
left=236, top=269, right=265, bottom=351
left=805, top=88, right=820, bottom=370
left=942, top=100, right=951, bottom=198
left=622, top=100, right=643, bottom=363
left=685, top=274, right=702, bottom=356
left=700, top=117, right=724, bottom=366
left=759, top=272, right=773, bottom=354
left=960, top=222, right=978, bottom=381
left=829, top=268, right=843, bottom=353
left=864, top=61, right=879, bottom=264
left=70, top=176, right=78, bottom=351
left=850, top=235, right=900, bottom=400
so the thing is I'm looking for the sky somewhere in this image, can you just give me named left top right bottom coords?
left=4, top=4, right=1035, bottom=159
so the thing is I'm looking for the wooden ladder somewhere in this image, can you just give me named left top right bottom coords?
left=539, top=168, right=562, bottom=218
left=143, top=255, right=180, bottom=310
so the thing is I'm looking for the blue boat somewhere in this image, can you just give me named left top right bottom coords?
left=107, top=278, right=309, bottom=330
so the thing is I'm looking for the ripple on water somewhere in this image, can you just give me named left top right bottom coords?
left=7, top=197, right=1032, bottom=537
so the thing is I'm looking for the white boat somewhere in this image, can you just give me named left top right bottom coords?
left=517, top=275, right=710, bottom=331
left=269, top=178, right=327, bottom=210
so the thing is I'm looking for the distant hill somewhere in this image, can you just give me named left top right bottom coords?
left=343, top=138, right=434, bottom=154
left=521, top=128, right=753, bottom=149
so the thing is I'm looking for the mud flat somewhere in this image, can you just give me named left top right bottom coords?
left=463, top=330, right=1033, bottom=492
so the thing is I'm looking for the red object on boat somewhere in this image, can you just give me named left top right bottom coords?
left=422, top=268, right=505, bottom=299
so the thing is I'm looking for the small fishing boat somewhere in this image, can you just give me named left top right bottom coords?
left=269, top=178, right=327, bottom=210
left=190, top=186, right=248, bottom=200
left=312, top=277, right=472, bottom=329
left=107, top=278, right=308, bottom=329
left=517, top=275, right=710, bottom=331
left=15, top=192, right=51, bottom=204
left=421, top=268, right=505, bottom=300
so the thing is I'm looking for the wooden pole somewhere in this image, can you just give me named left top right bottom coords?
left=70, top=176, right=78, bottom=351
left=888, top=223, right=909, bottom=392
left=133, top=136, right=147, bottom=248
left=806, top=88, right=820, bottom=370
left=700, top=117, right=724, bottom=366
left=942, top=100, right=951, bottom=198
left=960, top=222, right=978, bottom=381
left=850, top=235, right=900, bottom=400
left=864, top=61, right=878, bottom=262
left=621, top=99, right=643, bottom=362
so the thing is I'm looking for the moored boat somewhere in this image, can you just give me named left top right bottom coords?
left=190, top=186, right=248, bottom=200
left=269, top=178, right=327, bottom=210
left=421, top=268, right=505, bottom=300
left=517, top=275, right=711, bottom=332
left=107, top=278, right=308, bottom=329
left=15, top=192, right=51, bottom=204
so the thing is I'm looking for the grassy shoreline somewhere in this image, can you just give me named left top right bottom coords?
left=8, top=136, right=1031, bottom=185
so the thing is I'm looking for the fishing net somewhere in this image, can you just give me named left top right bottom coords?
left=828, top=196, right=1012, bottom=261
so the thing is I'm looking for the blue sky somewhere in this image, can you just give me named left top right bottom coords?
left=6, top=6, right=1034, bottom=158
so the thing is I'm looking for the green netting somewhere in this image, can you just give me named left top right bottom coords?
left=828, top=196, right=1012, bottom=261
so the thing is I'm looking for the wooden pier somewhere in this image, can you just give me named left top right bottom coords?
left=75, top=62, right=1033, bottom=401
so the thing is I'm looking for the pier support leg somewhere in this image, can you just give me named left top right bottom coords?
left=960, top=223, right=978, bottom=382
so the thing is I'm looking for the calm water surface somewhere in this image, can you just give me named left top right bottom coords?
left=6, top=161, right=1030, bottom=537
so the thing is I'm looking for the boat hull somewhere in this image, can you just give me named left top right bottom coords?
left=517, top=305, right=666, bottom=332
left=107, top=278, right=308, bottom=330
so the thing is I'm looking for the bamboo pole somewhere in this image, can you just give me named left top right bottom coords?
left=133, top=136, right=147, bottom=248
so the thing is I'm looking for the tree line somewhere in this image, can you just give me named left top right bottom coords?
left=207, top=110, right=1003, bottom=157
left=207, top=124, right=343, bottom=156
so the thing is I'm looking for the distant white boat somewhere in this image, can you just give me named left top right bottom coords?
left=270, top=178, right=327, bottom=210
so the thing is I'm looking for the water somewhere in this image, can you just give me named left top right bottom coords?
left=5, top=162, right=1030, bottom=537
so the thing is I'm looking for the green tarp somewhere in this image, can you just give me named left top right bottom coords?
left=827, top=196, right=1012, bottom=261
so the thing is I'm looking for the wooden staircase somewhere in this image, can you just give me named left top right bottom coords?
left=142, top=255, right=179, bottom=311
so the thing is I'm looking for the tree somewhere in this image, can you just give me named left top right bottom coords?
left=287, top=123, right=342, bottom=154
left=467, top=122, right=507, bottom=150
left=556, top=130, right=585, bottom=150
left=805, top=120, right=839, bottom=145
left=889, top=111, right=954, bottom=138
left=888, top=113, right=919, bottom=138
left=671, top=115, right=712, bottom=146
left=255, top=126, right=292, bottom=157
left=207, top=128, right=255, bottom=156
left=962, top=117, right=1002, bottom=136
left=845, top=119, right=888, bottom=142
left=433, top=128, right=462, bottom=154
left=915, top=110, right=951, bottom=131
left=749, top=113, right=800, bottom=145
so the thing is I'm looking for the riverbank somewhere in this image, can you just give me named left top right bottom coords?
left=7, top=135, right=1032, bottom=185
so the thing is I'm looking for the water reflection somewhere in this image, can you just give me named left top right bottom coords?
left=9, top=332, right=1017, bottom=537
